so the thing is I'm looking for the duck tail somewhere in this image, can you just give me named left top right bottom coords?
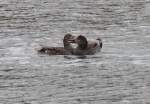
left=31, top=43, right=43, bottom=53
left=37, top=47, right=47, bottom=53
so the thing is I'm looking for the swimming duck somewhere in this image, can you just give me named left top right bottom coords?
left=69, top=35, right=102, bottom=55
left=38, top=34, right=75, bottom=55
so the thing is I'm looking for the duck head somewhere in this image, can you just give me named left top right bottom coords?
left=70, top=35, right=88, bottom=50
left=63, top=34, right=76, bottom=46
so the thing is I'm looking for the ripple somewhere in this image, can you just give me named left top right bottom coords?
left=0, top=0, right=150, bottom=104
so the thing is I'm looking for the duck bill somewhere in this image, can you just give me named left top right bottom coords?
left=96, top=38, right=102, bottom=48
left=67, top=36, right=77, bottom=43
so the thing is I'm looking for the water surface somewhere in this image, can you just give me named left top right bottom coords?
left=0, top=0, right=150, bottom=104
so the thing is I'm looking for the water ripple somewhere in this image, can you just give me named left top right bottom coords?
left=0, top=0, right=150, bottom=104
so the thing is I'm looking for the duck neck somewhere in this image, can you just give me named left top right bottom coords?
left=64, top=41, right=73, bottom=51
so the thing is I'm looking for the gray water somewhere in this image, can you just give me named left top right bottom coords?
left=0, top=0, right=150, bottom=104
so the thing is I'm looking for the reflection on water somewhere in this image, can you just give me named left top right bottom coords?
left=0, top=0, right=150, bottom=104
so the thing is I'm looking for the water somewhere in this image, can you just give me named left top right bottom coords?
left=0, top=0, right=150, bottom=104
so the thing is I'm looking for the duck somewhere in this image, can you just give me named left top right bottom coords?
left=38, top=34, right=75, bottom=55
left=69, top=35, right=102, bottom=55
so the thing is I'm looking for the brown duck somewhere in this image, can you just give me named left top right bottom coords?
left=69, top=35, right=103, bottom=55
left=38, top=34, right=75, bottom=55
